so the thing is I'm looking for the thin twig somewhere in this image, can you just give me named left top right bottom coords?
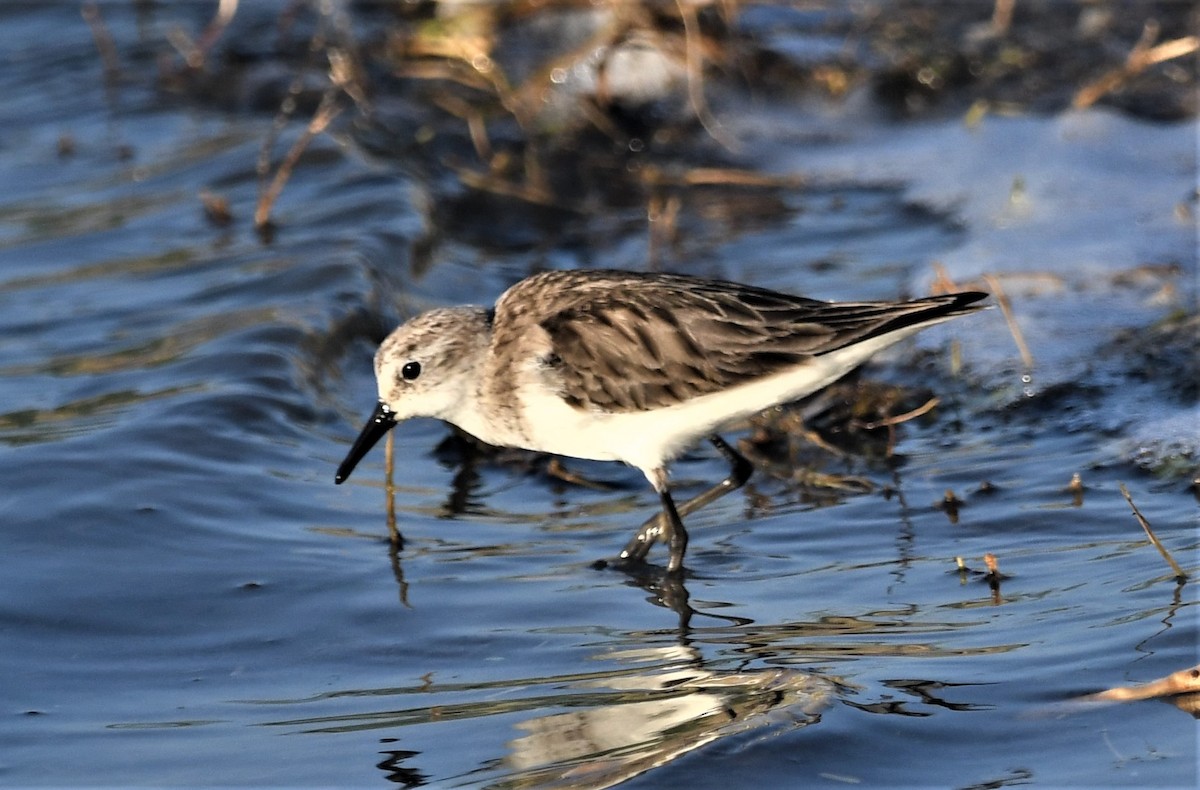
left=171, top=0, right=239, bottom=69
left=1119, top=483, right=1187, bottom=581
left=385, top=431, right=400, bottom=546
left=640, top=166, right=804, bottom=189
left=981, top=273, right=1034, bottom=370
left=1073, top=24, right=1198, bottom=110
left=254, top=90, right=343, bottom=230
left=450, top=164, right=556, bottom=206
left=929, top=261, right=960, bottom=295
left=853, top=396, right=941, bottom=430
left=1132, top=35, right=1200, bottom=67
left=431, top=93, right=492, bottom=160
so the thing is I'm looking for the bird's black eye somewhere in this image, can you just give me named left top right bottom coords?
left=401, top=361, right=421, bottom=381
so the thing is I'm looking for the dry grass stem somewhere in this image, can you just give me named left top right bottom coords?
left=794, top=470, right=873, bottom=493
left=991, top=0, right=1015, bottom=36
left=546, top=459, right=616, bottom=491
left=255, top=91, right=344, bottom=230
left=853, top=396, right=940, bottom=430
left=327, top=48, right=370, bottom=114
left=641, top=166, right=803, bottom=189
left=1073, top=22, right=1198, bottom=110
left=1118, top=482, right=1187, bottom=580
left=186, top=0, right=240, bottom=68
left=848, top=394, right=941, bottom=458
left=392, top=61, right=496, bottom=93
left=795, top=426, right=848, bottom=458
left=450, top=165, right=556, bottom=206
left=1133, top=35, right=1200, bottom=67
left=929, top=262, right=961, bottom=295
left=385, top=430, right=400, bottom=545
left=431, top=93, right=493, bottom=160
left=981, top=273, right=1034, bottom=370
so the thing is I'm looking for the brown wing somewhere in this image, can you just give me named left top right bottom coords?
left=507, top=270, right=984, bottom=413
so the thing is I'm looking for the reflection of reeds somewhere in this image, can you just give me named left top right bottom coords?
left=0, top=386, right=195, bottom=446
left=81, top=2, right=121, bottom=88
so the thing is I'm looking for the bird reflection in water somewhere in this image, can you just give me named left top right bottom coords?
left=370, top=431, right=834, bottom=788
left=501, top=643, right=831, bottom=789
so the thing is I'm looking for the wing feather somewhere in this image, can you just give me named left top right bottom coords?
left=495, top=270, right=983, bottom=414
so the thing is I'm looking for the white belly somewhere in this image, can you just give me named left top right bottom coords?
left=514, top=327, right=926, bottom=478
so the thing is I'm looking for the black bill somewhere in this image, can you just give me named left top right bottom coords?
left=334, top=401, right=397, bottom=484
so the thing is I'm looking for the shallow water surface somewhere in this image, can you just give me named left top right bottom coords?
left=1, top=4, right=1196, bottom=788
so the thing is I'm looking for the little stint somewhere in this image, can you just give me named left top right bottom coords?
left=336, top=269, right=986, bottom=573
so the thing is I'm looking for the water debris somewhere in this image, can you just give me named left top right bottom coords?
left=955, top=553, right=1008, bottom=589
left=982, top=552, right=1007, bottom=584
left=1118, top=482, right=1187, bottom=581
left=1076, top=664, right=1200, bottom=716
left=199, top=190, right=233, bottom=227
left=1065, top=472, right=1085, bottom=507
left=935, top=489, right=962, bottom=523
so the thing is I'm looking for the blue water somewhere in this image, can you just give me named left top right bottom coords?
left=1, top=4, right=1196, bottom=788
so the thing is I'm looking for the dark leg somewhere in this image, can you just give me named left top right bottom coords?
left=660, top=489, right=688, bottom=574
left=619, top=435, right=754, bottom=566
